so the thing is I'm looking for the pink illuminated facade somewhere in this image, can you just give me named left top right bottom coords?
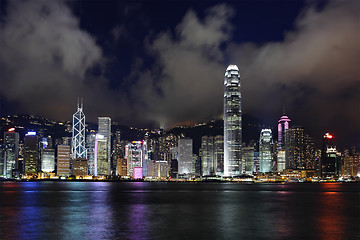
left=277, top=115, right=290, bottom=172
left=278, top=115, right=291, bottom=150
left=133, top=167, right=143, bottom=179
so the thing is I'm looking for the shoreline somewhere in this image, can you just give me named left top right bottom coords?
left=0, top=178, right=359, bottom=183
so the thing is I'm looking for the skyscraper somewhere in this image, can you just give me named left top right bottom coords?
left=41, top=148, right=55, bottom=173
left=259, top=129, right=273, bottom=173
left=0, top=144, right=4, bottom=177
left=277, top=115, right=290, bottom=172
left=224, top=64, right=242, bottom=176
left=24, top=132, right=39, bottom=176
left=95, top=133, right=109, bottom=176
left=86, top=133, right=96, bottom=175
left=342, top=151, right=359, bottom=177
left=320, top=133, right=340, bottom=178
left=178, top=138, right=193, bottom=175
left=125, top=141, right=145, bottom=178
left=285, top=127, right=315, bottom=170
left=200, top=136, right=215, bottom=176
left=72, top=99, right=86, bottom=159
left=98, top=117, right=111, bottom=166
left=4, top=129, right=19, bottom=178
left=57, top=145, right=70, bottom=177
left=214, top=135, right=224, bottom=175
left=277, top=115, right=291, bottom=150
left=73, top=158, right=88, bottom=177
left=277, top=150, right=286, bottom=172
left=243, top=146, right=255, bottom=174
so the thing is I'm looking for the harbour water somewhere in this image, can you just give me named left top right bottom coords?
left=0, top=182, right=358, bottom=240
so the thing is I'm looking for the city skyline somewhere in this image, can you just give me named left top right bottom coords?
left=0, top=91, right=357, bottom=179
left=0, top=2, right=359, bottom=239
left=0, top=0, right=359, bottom=148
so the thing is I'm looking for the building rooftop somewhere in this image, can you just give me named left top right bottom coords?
left=226, top=64, right=239, bottom=71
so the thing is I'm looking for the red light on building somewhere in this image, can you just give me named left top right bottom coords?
left=8, top=128, right=15, bottom=132
left=324, top=133, right=333, bottom=139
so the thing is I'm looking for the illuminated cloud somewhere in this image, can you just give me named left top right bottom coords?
left=127, top=4, right=233, bottom=128
left=0, top=0, right=126, bottom=121
left=0, top=0, right=359, bottom=146
left=227, top=0, right=360, bottom=143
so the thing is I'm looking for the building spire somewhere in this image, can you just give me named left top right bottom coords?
left=72, top=98, right=86, bottom=159
left=283, top=105, right=286, bottom=115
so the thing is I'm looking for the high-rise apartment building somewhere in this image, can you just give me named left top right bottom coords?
left=285, top=127, right=315, bottom=170
left=72, top=99, right=86, bottom=159
left=259, top=129, right=273, bottom=173
left=224, top=64, right=242, bottom=176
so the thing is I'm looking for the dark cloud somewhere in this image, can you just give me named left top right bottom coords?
left=0, top=0, right=131, bottom=123
left=127, top=4, right=234, bottom=128
left=127, top=0, right=360, bottom=145
left=227, top=0, right=360, bottom=145
left=0, top=0, right=359, bottom=146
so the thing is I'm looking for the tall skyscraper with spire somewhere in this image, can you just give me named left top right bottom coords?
left=277, top=113, right=291, bottom=171
left=224, top=64, right=242, bottom=176
left=277, top=114, right=291, bottom=150
left=72, top=98, right=86, bottom=159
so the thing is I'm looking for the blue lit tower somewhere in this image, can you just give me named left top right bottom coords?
left=72, top=98, right=86, bottom=159
left=224, top=64, right=242, bottom=176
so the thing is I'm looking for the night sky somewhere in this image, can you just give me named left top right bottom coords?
left=0, top=0, right=359, bottom=147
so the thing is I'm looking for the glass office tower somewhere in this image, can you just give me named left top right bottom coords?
left=4, top=130, right=19, bottom=178
left=224, top=64, right=242, bottom=176
left=259, top=129, right=273, bottom=173
left=98, top=117, right=111, bottom=165
left=72, top=99, right=86, bottom=159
